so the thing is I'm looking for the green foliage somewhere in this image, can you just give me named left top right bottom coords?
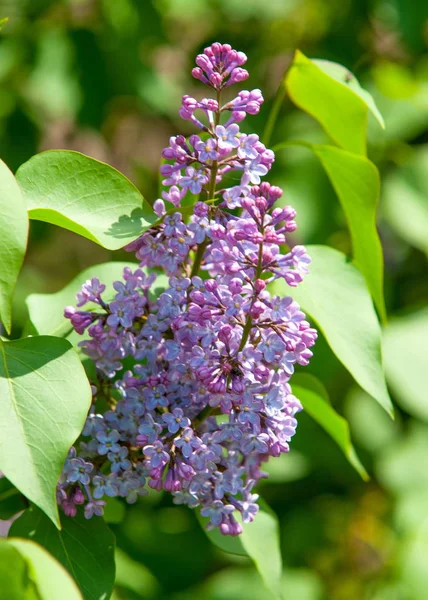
left=0, top=537, right=83, bottom=600
left=0, top=159, right=28, bottom=333
left=383, top=146, right=428, bottom=257
left=292, top=374, right=367, bottom=479
left=0, top=336, right=91, bottom=527
left=0, top=476, right=26, bottom=519
left=198, top=500, right=283, bottom=599
left=285, top=51, right=383, bottom=155
left=383, top=310, right=428, bottom=421
left=0, top=2, right=425, bottom=597
left=11, top=506, right=116, bottom=600
left=274, top=245, right=392, bottom=416
left=276, top=142, right=386, bottom=319
left=239, top=501, right=283, bottom=600
left=16, top=151, right=156, bottom=250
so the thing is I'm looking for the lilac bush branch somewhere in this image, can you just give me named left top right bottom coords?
left=60, top=43, right=317, bottom=536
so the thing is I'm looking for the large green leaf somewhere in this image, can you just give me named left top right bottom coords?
left=0, top=539, right=29, bottom=600
left=274, top=142, right=386, bottom=320
left=285, top=51, right=383, bottom=155
left=0, top=336, right=91, bottom=527
left=11, top=506, right=116, bottom=600
left=383, top=310, right=428, bottom=421
left=382, top=146, right=428, bottom=256
left=0, top=159, right=29, bottom=333
left=16, top=150, right=155, bottom=250
left=313, top=59, right=385, bottom=129
left=311, top=145, right=386, bottom=321
left=292, top=374, right=368, bottom=479
left=273, top=245, right=393, bottom=416
left=3, top=538, right=83, bottom=600
left=196, top=512, right=247, bottom=556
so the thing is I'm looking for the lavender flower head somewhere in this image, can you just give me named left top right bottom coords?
left=61, top=43, right=317, bottom=536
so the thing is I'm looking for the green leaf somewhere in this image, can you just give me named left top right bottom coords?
left=383, top=310, right=428, bottom=421
left=313, top=59, right=385, bottom=129
left=273, top=143, right=386, bottom=320
left=0, top=159, right=29, bottom=333
left=0, top=476, right=27, bottom=519
left=0, top=539, right=29, bottom=600
left=0, top=336, right=91, bottom=527
left=273, top=245, right=393, bottom=416
left=4, top=538, right=83, bottom=600
left=382, top=146, right=428, bottom=256
left=10, top=506, right=116, bottom=600
left=196, top=512, right=247, bottom=556
left=197, top=500, right=284, bottom=599
left=311, top=145, right=386, bottom=321
left=26, top=262, right=131, bottom=337
left=239, top=500, right=283, bottom=600
left=115, top=548, right=159, bottom=598
left=16, top=150, right=156, bottom=250
left=292, top=374, right=368, bottom=479
left=0, top=17, right=8, bottom=30
left=286, top=50, right=384, bottom=155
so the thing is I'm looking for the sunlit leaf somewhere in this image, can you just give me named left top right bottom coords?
left=11, top=506, right=116, bottom=600
left=0, top=336, right=91, bottom=527
left=0, top=159, right=28, bottom=333
left=3, top=537, right=83, bottom=600
left=239, top=500, right=283, bottom=600
left=16, top=151, right=155, bottom=250
left=273, top=245, right=393, bottom=416
left=286, top=51, right=384, bottom=155
left=0, top=539, right=28, bottom=600
left=292, top=374, right=368, bottom=479
left=274, top=142, right=386, bottom=320
left=313, top=59, right=385, bottom=129
left=196, top=512, right=247, bottom=556
left=197, top=500, right=283, bottom=598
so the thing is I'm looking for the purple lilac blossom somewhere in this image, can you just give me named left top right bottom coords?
left=60, top=42, right=317, bottom=535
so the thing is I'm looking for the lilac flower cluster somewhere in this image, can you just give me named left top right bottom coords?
left=61, top=43, right=317, bottom=535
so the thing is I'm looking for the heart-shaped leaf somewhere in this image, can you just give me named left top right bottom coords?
left=273, top=245, right=392, bottom=416
left=16, top=150, right=155, bottom=250
left=11, top=506, right=116, bottom=600
left=0, top=159, right=29, bottom=333
left=0, top=336, right=91, bottom=527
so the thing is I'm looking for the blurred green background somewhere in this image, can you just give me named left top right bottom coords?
left=1, top=0, right=427, bottom=598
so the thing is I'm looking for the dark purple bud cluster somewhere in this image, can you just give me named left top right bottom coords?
left=60, top=43, right=317, bottom=535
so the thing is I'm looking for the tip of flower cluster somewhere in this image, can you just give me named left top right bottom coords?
left=192, top=42, right=249, bottom=90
